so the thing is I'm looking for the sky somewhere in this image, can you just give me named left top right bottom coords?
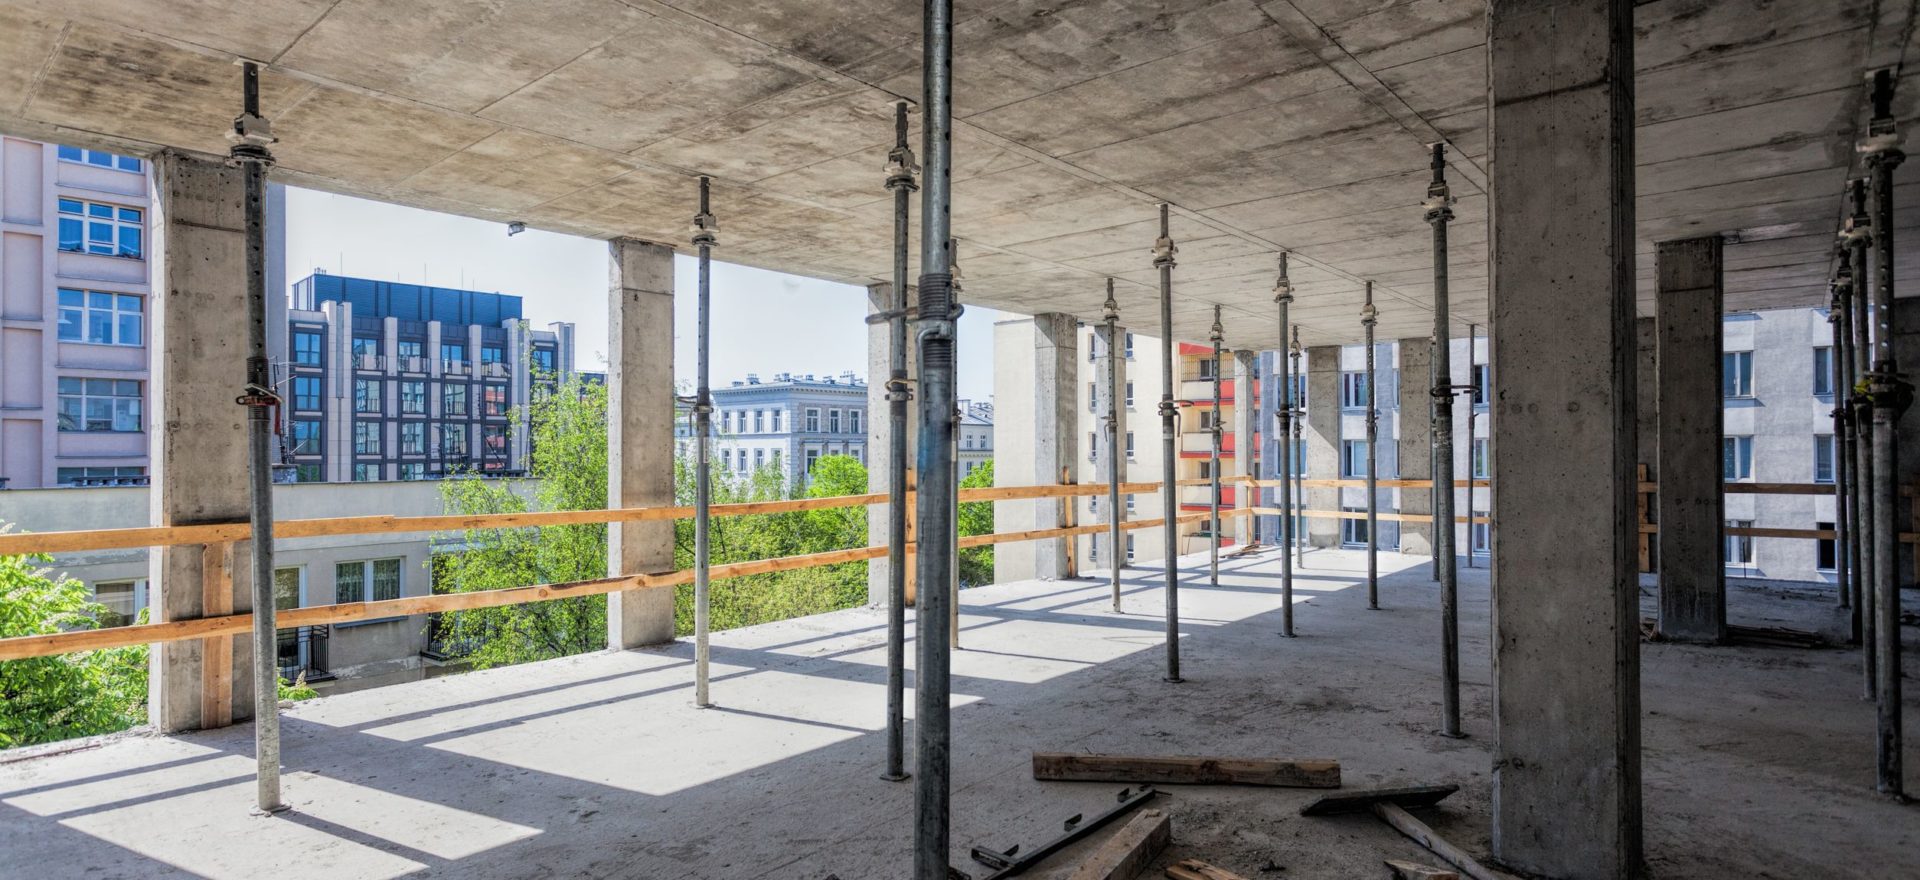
left=282, top=187, right=1004, bottom=401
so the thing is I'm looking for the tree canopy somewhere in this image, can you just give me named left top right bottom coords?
left=0, top=533, right=148, bottom=748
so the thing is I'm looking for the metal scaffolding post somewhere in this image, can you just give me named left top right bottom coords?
left=1290, top=328, right=1305, bottom=570
left=1464, top=324, right=1478, bottom=570
left=881, top=100, right=916, bottom=783
left=1154, top=203, right=1182, bottom=683
left=1838, top=255, right=1865, bottom=627
left=1429, top=335, right=1441, bottom=581
left=229, top=60, right=286, bottom=816
left=1103, top=281, right=1125, bottom=612
left=1844, top=178, right=1875, bottom=672
left=1860, top=69, right=1907, bottom=799
left=1274, top=256, right=1297, bottom=637
left=1209, top=306, right=1224, bottom=588
left=1425, top=142, right=1462, bottom=738
left=1362, top=281, right=1380, bottom=610
left=912, top=0, right=958, bottom=870
left=690, top=177, right=717, bottom=710
left=1829, top=278, right=1853, bottom=613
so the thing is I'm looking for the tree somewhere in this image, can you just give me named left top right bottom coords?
left=957, top=459, right=995, bottom=587
left=433, top=375, right=609, bottom=669
left=0, top=532, right=148, bottom=748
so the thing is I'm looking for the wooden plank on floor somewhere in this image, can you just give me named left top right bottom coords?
left=1066, top=808, right=1170, bottom=880
left=1165, top=858, right=1251, bottom=880
left=1386, top=859, right=1461, bottom=880
left=1034, top=753, right=1341, bottom=788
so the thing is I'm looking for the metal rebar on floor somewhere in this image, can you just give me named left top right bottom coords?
left=1426, top=142, right=1462, bottom=738
left=913, top=0, right=958, bottom=870
left=227, top=60, right=286, bottom=816
left=1103, top=280, right=1125, bottom=613
left=1861, top=68, right=1906, bottom=799
left=1154, top=203, right=1181, bottom=684
left=1274, top=255, right=1296, bottom=637
left=691, top=177, right=717, bottom=710
left=881, top=99, right=916, bottom=783
left=1362, top=281, right=1379, bottom=610
left=1209, top=306, right=1224, bottom=588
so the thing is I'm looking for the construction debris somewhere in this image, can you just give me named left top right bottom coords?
left=1385, top=859, right=1460, bottom=880
left=1300, top=785, right=1508, bottom=880
left=1164, top=858, right=1251, bottom=879
left=1033, top=753, right=1340, bottom=788
left=969, top=786, right=1159, bottom=880
left=1064, top=809, right=1171, bottom=880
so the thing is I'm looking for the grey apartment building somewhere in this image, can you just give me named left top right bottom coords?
left=275, top=272, right=577, bottom=482
left=681, top=372, right=869, bottom=487
left=0, top=139, right=154, bottom=489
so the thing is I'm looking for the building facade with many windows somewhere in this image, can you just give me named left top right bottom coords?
left=274, top=272, right=576, bottom=483
left=678, top=372, right=869, bottom=488
left=0, top=139, right=154, bottom=489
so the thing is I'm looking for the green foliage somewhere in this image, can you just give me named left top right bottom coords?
left=0, top=532, right=148, bottom=749
left=278, top=675, right=319, bottom=702
left=433, top=372, right=879, bottom=670
left=433, top=375, right=609, bottom=670
left=957, top=459, right=996, bottom=587
left=671, top=454, right=871, bottom=634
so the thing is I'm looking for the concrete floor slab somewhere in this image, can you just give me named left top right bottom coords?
left=1, top=548, right=1915, bottom=878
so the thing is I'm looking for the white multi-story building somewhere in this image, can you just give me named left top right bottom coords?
left=0, top=139, right=154, bottom=489
left=682, top=371, right=869, bottom=488
left=957, top=399, right=993, bottom=479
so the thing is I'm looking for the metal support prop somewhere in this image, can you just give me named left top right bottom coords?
left=882, top=100, right=916, bottom=782
left=691, top=177, right=717, bottom=709
left=1861, top=69, right=1907, bottom=798
left=1290, top=329, right=1305, bottom=569
left=1362, top=281, right=1380, bottom=610
left=1429, top=336, right=1441, bottom=581
left=230, top=61, right=286, bottom=816
left=1426, top=143, right=1462, bottom=738
left=1845, top=177, right=1876, bottom=668
left=1275, top=256, right=1297, bottom=637
left=1103, top=282, right=1125, bottom=612
left=1830, top=279, right=1853, bottom=612
left=1839, top=257, right=1864, bottom=625
left=913, top=0, right=958, bottom=870
left=1154, top=204, right=1182, bottom=683
left=1464, top=324, right=1478, bottom=570
left=1209, top=306, right=1224, bottom=587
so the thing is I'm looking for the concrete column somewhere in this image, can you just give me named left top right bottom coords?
left=1397, top=337, right=1434, bottom=557
left=1231, top=350, right=1256, bottom=546
left=1656, top=237, right=1725, bottom=643
left=993, top=313, right=1079, bottom=582
left=867, top=282, right=917, bottom=605
left=1488, top=1, right=1642, bottom=876
left=606, top=238, right=678, bottom=649
left=1305, top=345, right=1341, bottom=548
left=148, top=151, right=254, bottom=732
left=1091, top=324, right=1130, bottom=565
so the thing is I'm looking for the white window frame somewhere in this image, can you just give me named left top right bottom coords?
left=1723, top=351, right=1754, bottom=399
left=1341, top=372, right=1370, bottom=410
left=1470, top=515, right=1491, bottom=557
left=354, top=378, right=382, bottom=414
left=1126, top=381, right=1135, bottom=408
left=849, top=409, right=861, bottom=435
left=56, top=144, right=142, bottom=172
left=1341, top=439, right=1369, bottom=478
left=1813, top=434, right=1835, bottom=484
left=829, top=409, right=842, bottom=433
left=57, top=377, right=142, bottom=433
left=1812, top=346, right=1834, bottom=396
left=1341, top=507, right=1369, bottom=547
left=805, top=408, right=821, bottom=433
left=57, top=288, right=143, bottom=346
left=400, top=421, right=426, bottom=455
left=335, top=558, right=404, bottom=604
left=1472, top=363, right=1491, bottom=408
left=56, top=197, right=144, bottom=258
left=1125, top=431, right=1136, bottom=460
left=1722, top=435, right=1754, bottom=481
left=1472, top=438, right=1490, bottom=480
left=354, top=420, right=382, bottom=455
left=1725, top=520, right=1754, bottom=567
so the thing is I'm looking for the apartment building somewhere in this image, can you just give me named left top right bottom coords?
left=275, top=272, right=576, bottom=482
left=0, top=139, right=154, bottom=489
left=1074, top=325, right=1168, bottom=567
left=684, top=371, right=869, bottom=487
left=1173, top=341, right=1259, bottom=552
left=957, top=399, right=994, bottom=479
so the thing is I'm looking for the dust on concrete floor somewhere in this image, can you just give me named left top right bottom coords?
left=0, top=548, right=1914, bottom=879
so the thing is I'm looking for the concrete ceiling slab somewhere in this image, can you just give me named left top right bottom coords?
left=0, top=0, right=1908, bottom=349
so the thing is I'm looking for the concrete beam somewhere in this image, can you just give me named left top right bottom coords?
left=148, top=151, right=255, bottom=733
left=1397, top=337, right=1434, bottom=558
left=1232, top=350, right=1257, bottom=547
left=1305, top=345, right=1341, bottom=548
left=606, top=238, right=678, bottom=649
left=1488, top=0, right=1643, bottom=876
left=994, top=313, right=1079, bottom=582
left=1656, top=237, right=1726, bottom=643
left=867, top=282, right=917, bottom=605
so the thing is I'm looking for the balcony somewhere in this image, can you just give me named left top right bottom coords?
left=275, top=624, right=333, bottom=685
left=442, top=360, right=470, bottom=376
left=354, top=353, right=386, bottom=371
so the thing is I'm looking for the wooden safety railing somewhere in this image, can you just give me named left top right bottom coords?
left=6, top=473, right=1909, bottom=662
left=1630, top=465, right=1920, bottom=574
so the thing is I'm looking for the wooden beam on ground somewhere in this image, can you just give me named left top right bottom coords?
left=1065, top=809, right=1171, bottom=880
left=1385, top=859, right=1460, bottom=880
left=1164, top=859, right=1250, bottom=880
left=1033, top=753, right=1340, bottom=788
left=1372, top=804, right=1510, bottom=880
